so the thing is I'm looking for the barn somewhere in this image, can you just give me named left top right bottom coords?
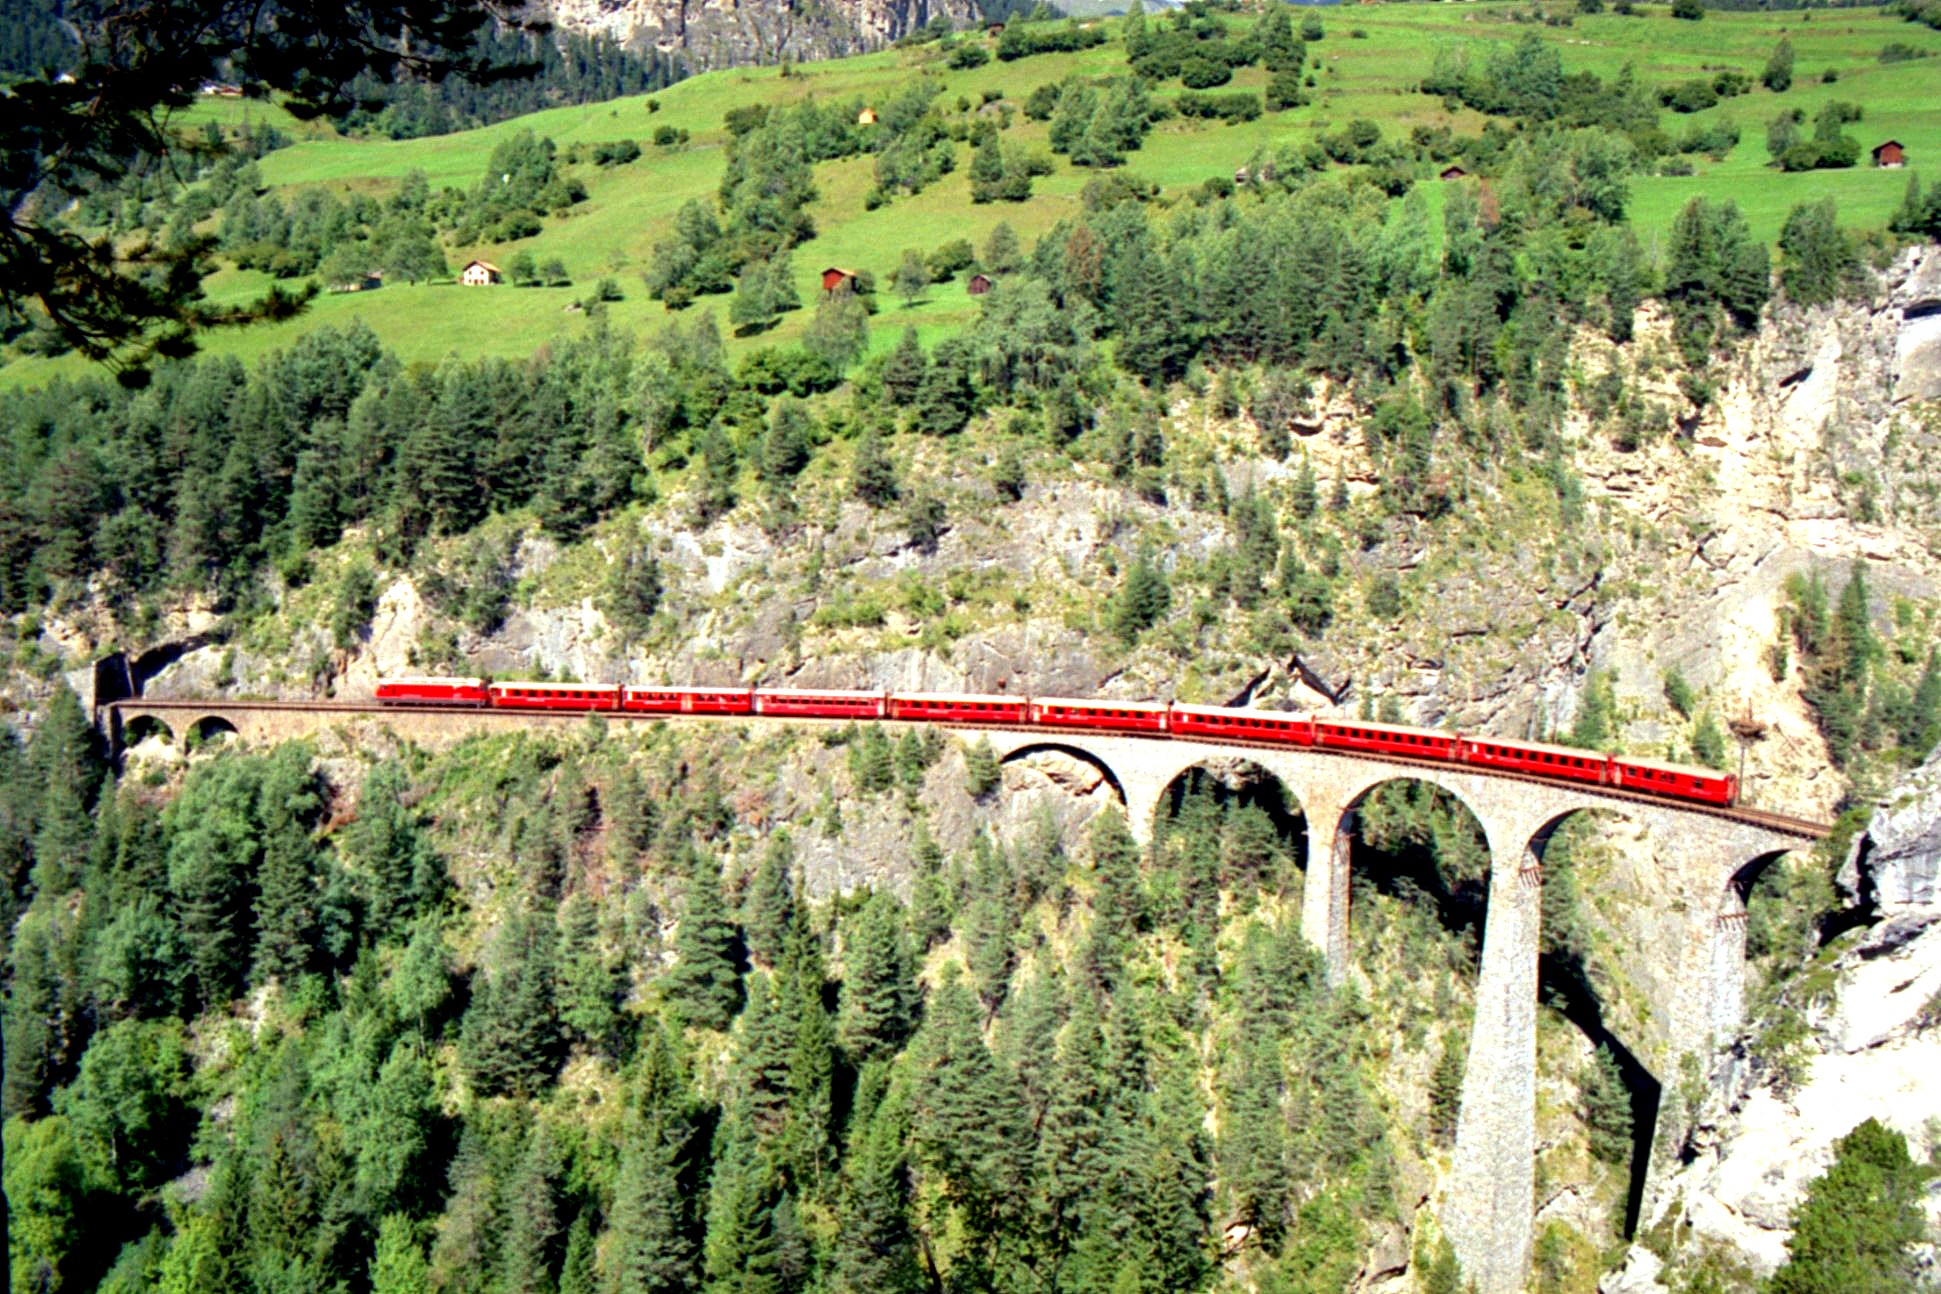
left=821, top=267, right=858, bottom=295
left=460, top=260, right=503, bottom=286
left=1439, top=164, right=1468, bottom=180
left=967, top=273, right=994, bottom=296
left=1873, top=140, right=1907, bottom=169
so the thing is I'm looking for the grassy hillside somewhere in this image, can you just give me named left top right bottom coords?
left=5, top=1, right=1938, bottom=387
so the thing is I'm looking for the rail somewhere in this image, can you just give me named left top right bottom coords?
left=109, top=698, right=1832, bottom=840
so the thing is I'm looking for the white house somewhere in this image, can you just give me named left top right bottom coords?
left=459, top=260, right=503, bottom=286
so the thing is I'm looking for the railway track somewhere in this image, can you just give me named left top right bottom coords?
left=111, top=697, right=1834, bottom=840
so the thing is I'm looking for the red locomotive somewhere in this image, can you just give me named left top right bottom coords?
left=375, top=678, right=1738, bottom=808
left=375, top=676, right=490, bottom=705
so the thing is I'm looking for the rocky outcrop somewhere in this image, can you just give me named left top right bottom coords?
left=1601, top=750, right=1941, bottom=1289
left=539, top=0, right=981, bottom=70
left=1840, top=749, right=1941, bottom=908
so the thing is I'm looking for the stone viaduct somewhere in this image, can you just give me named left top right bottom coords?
left=109, top=699, right=1819, bottom=1293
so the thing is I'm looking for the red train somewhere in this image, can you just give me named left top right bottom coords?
left=374, top=678, right=1738, bottom=807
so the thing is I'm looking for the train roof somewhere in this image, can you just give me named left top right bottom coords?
left=624, top=684, right=753, bottom=693
left=1460, top=731, right=1727, bottom=780
left=1034, top=696, right=1170, bottom=711
left=378, top=675, right=488, bottom=687
left=893, top=691, right=1028, bottom=703
left=1171, top=702, right=1310, bottom=719
left=491, top=680, right=617, bottom=690
left=1314, top=716, right=1460, bottom=740
left=754, top=687, right=886, bottom=699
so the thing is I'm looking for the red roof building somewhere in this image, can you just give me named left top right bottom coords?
left=1873, top=140, right=1906, bottom=169
left=821, top=267, right=858, bottom=294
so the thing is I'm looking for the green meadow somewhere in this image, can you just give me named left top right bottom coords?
left=9, top=2, right=1939, bottom=386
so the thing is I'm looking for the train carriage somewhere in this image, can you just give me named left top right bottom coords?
left=886, top=692, right=1030, bottom=725
left=753, top=689, right=888, bottom=719
left=1313, top=718, right=1463, bottom=763
left=1029, top=697, right=1171, bottom=733
left=623, top=685, right=755, bottom=715
left=1168, top=704, right=1316, bottom=746
left=1460, top=735, right=1613, bottom=788
left=1612, top=757, right=1737, bottom=806
left=488, top=682, right=622, bottom=711
left=376, top=676, right=490, bottom=706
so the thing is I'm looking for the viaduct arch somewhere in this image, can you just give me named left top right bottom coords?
left=107, top=698, right=1819, bottom=1293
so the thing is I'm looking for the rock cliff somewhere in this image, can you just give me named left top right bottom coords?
left=1603, top=748, right=1941, bottom=1291
left=539, top=0, right=982, bottom=70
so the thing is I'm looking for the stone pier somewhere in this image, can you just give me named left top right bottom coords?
left=1443, top=814, right=1546, bottom=1293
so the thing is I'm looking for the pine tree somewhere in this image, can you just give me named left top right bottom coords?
left=252, top=744, right=322, bottom=985
left=849, top=427, right=899, bottom=507
left=881, top=329, right=926, bottom=407
left=983, top=222, right=1021, bottom=274
left=1662, top=667, right=1696, bottom=719
left=702, top=1105, right=784, bottom=1294
left=1001, top=964, right=1065, bottom=1122
left=166, top=756, right=268, bottom=1011
left=556, top=893, right=621, bottom=1054
left=741, top=835, right=798, bottom=970
left=354, top=1039, right=436, bottom=1218
left=1121, top=0, right=1149, bottom=56
left=833, top=1068, right=922, bottom=1294
left=964, top=836, right=1017, bottom=1011
left=963, top=738, right=1002, bottom=798
left=1109, top=547, right=1171, bottom=641
left=341, top=760, right=437, bottom=943
left=390, top=915, right=454, bottom=1035
left=1762, top=36, right=1794, bottom=92
left=1833, top=561, right=1877, bottom=685
left=909, top=825, right=952, bottom=950
left=1220, top=1035, right=1289, bottom=1248
left=837, top=890, right=917, bottom=1064
left=1904, top=648, right=1940, bottom=758
left=1769, top=1117, right=1926, bottom=1294
left=1083, top=810, right=1141, bottom=990
left=1427, top=1033, right=1464, bottom=1145
left=498, top=1122, right=563, bottom=1294
left=759, top=398, right=812, bottom=488
left=558, top=1214, right=596, bottom=1294
left=666, top=850, right=743, bottom=1031
left=27, top=685, right=102, bottom=897
left=1692, top=711, right=1729, bottom=770
left=371, top=1213, right=432, bottom=1294
left=1133, top=1062, right=1212, bottom=1293
left=1581, top=1045, right=1632, bottom=1166
left=459, top=908, right=563, bottom=1098
left=1033, top=996, right=1108, bottom=1256
left=1568, top=670, right=1617, bottom=752
left=908, top=970, right=1030, bottom=1234
left=609, top=1024, right=701, bottom=1294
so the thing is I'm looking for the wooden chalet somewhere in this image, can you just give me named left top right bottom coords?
left=967, top=273, right=994, bottom=296
left=821, top=266, right=859, bottom=295
left=1873, top=140, right=1907, bottom=169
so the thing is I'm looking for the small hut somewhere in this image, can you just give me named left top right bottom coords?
left=857, top=106, right=878, bottom=126
left=821, top=267, right=859, bottom=295
left=1439, top=164, right=1468, bottom=180
left=1872, top=140, right=1906, bottom=169
left=967, top=273, right=994, bottom=296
